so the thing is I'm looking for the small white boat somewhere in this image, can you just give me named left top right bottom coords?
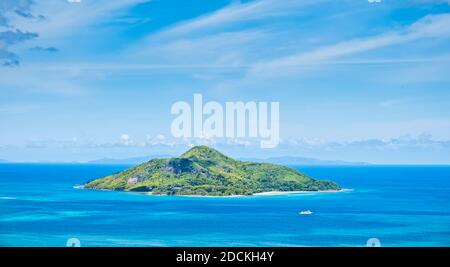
left=299, top=210, right=313, bottom=215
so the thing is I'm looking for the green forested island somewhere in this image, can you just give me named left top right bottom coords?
left=85, top=146, right=341, bottom=196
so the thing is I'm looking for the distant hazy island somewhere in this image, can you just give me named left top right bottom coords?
left=85, top=146, right=341, bottom=196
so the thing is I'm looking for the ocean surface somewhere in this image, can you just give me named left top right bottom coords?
left=0, top=164, right=449, bottom=247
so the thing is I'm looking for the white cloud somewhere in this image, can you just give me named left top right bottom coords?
left=281, top=134, right=450, bottom=153
left=120, top=133, right=132, bottom=145
left=144, top=134, right=177, bottom=147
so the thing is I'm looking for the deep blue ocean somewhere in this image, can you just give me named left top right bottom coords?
left=0, top=164, right=449, bottom=247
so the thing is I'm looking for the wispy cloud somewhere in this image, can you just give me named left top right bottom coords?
left=13, top=0, right=147, bottom=38
left=0, top=31, right=38, bottom=65
left=0, top=0, right=44, bottom=66
left=0, top=103, right=40, bottom=114
left=0, top=0, right=35, bottom=27
left=251, top=13, right=450, bottom=75
left=1, top=0, right=146, bottom=66
left=152, top=0, right=320, bottom=39
left=126, top=0, right=321, bottom=67
left=29, top=46, right=58, bottom=52
left=379, top=98, right=411, bottom=108
left=130, top=29, right=269, bottom=68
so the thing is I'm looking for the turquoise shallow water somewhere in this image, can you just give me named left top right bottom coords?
left=0, top=164, right=449, bottom=247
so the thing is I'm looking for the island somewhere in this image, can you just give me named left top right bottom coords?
left=84, top=146, right=341, bottom=196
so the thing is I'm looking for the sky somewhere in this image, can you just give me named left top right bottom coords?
left=1, top=0, right=450, bottom=164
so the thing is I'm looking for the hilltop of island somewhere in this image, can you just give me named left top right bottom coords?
left=84, top=146, right=341, bottom=196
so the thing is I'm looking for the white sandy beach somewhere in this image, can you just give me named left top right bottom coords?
left=145, top=188, right=352, bottom=197
left=252, top=189, right=352, bottom=196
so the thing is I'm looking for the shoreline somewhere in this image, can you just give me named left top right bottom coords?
left=252, top=189, right=352, bottom=196
left=76, top=185, right=351, bottom=197
left=175, top=189, right=351, bottom=198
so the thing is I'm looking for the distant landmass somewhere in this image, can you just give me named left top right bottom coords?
left=0, top=159, right=9, bottom=163
left=84, top=146, right=341, bottom=196
left=88, top=155, right=172, bottom=165
left=242, top=156, right=369, bottom=166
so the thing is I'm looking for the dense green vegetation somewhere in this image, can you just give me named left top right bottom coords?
left=85, top=146, right=341, bottom=196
